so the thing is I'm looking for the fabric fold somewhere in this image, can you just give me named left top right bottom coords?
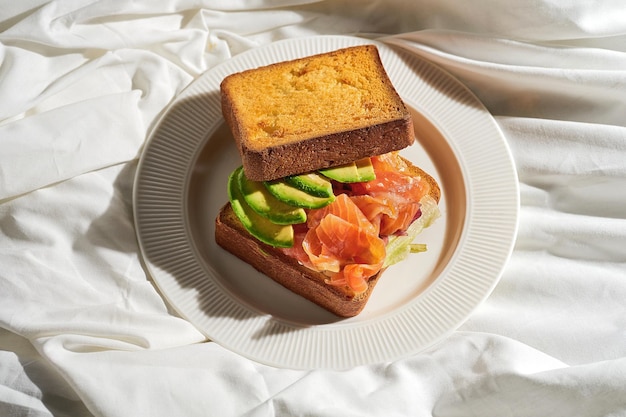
left=384, top=32, right=626, bottom=124
left=1, top=1, right=626, bottom=417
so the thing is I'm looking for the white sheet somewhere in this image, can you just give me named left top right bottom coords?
left=1, top=1, right=625, bottom=416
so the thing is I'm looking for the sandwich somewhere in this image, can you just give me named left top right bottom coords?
left=215, top=45, right=441, bottom=317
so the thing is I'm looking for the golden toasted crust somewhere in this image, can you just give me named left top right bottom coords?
left=221, top=45, right=414, bottom=181
left=214, top=158, right=440, bottom=317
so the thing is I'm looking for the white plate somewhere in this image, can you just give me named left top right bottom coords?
left=133, top=35, right=519, bottom=370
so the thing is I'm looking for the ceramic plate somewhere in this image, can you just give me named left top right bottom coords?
left=133, top=35, right=519, bottom=370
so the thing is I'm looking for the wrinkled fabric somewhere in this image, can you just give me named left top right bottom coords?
left=1, top=1, right=625, bottom=416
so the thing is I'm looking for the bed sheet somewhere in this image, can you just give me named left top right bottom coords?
left=1, top=1, right=625, bottom=416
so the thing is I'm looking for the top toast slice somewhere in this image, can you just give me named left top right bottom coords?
left=220, top=45, right=414, bottom=181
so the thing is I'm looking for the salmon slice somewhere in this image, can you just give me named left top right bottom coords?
left=350, top=164, right=430, bottom=203
left=280, top=152, right=431, bottom=295
left=306, top=193, right=377, bottom=234
left=294, top=194, right=386, bottom=294
left=349, top=153, right=430, bottom=236
left=349, top=194, right=394, bottom=235
left=379, top=201, right=420, bottom=236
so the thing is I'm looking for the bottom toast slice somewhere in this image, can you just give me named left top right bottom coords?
left=215, top=203, right=382, bottom=317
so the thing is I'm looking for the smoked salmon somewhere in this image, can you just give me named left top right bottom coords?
left=349, top=153, right=431, bottom=236
left=281, top=152, right=433, bottom=295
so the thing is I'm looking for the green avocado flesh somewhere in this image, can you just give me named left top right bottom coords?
left=284, top=172, right=334, bottom=198
left=319, top=158, right=376, bottom=183
left=226, top=158, right=378, bottom=247
left=238, top=169, right=306, bottom=225
left=264, top=179, right=335, bottom=209
left=228, top=167, right=294, bottom=248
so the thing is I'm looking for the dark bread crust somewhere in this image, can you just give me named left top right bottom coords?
left=214, top=157, right=440, bottom=317
left=215, top=203, right=382, bottom=317
left=236, top=118, right=414, bottom=182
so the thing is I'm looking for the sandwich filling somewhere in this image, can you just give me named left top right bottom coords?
left=227, top=151, right=440, bottom=295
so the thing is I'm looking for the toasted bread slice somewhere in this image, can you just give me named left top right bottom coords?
left=214, top=157, right=440, bottom=317
left=220, top=45, right=414, bottom=181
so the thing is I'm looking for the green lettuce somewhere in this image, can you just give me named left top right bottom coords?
left=383, top=195, right=440, bottom=268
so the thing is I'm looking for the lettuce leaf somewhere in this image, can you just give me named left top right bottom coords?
left=383, top=195, right=440, bottom=268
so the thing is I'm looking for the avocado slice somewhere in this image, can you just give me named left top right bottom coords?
left=319, top=157, right=376, bottom=183
left=227, top=167, right=294, bottom=248
left=284, top=172, right=334, bottom=198
left=238, top=168, right=306, bottom=225
left=264, top=178, right=335, bottom=209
